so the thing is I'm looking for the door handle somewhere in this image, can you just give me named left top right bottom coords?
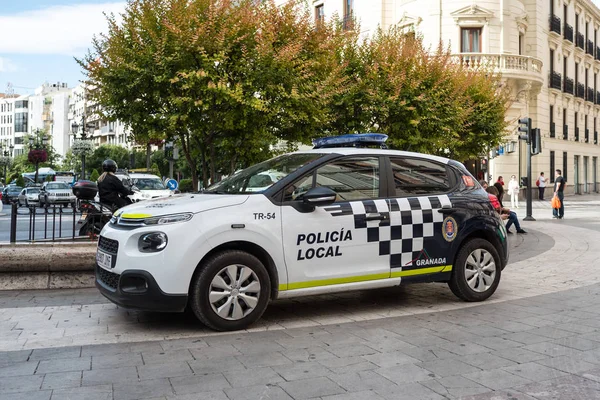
left=365, top=213, right=388, bottom=221
left=437, top=207, right=458, bottom=214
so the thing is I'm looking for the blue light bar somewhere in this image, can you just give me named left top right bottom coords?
left=312, top=133, right=389, bottom=149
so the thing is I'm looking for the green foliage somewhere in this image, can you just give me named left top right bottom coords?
left=45, top=174, right=54, bottom=182
left=15, top=176, right=25, bottom=187
left=87, top=145, right=131, bottom=173
left=89, top=169, right=100, bottom=182
left=149, top=163, right=161, bottom=177
left=178, top=178, right=193, bottom=192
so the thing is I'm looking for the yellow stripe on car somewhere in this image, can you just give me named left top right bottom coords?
left=120, top=213, right=153, bottom=219
left=279, top=266, right=453, bottom=291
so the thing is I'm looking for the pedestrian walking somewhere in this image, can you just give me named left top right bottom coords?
left=537, top=172, right=548, bottom=200
left=493, top=176, right=505, bottom=207
left=552, top=169, right=565, bottom=219
left=507, top=175, right=520, bottom=208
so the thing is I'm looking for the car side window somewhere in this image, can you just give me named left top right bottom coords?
left=390, top=157, right=450, bottom=196
left=283, top=157, right=380, bottom=202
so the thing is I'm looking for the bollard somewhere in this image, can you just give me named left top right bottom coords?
left=9, top=202, right=17, bottom=243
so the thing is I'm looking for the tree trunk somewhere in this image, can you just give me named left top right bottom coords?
left=146, top=143, right=151, bottom=170
left=209, top=142, right=216, bottom=185
left=179, top=131, right=199, bottom=191
left=200, top=146, right=208, bottom=189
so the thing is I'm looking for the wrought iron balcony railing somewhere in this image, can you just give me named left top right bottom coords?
left=576, top=32, right=585, bottom=49
left=596, top=91, right=600, bottom=105
left=587, top=87, right=595, bottom=102
left=564, top=23, right=574, bottom=42
left=587, top=40, right=595, bottom=55
left=577, top=83, right=586, bottom=98
left=596, top=47, right=600, bottom=61
left=564, top=77, right=574, bottom=94
left=595, top=131, right=598, bottom=144
left=550, top=15, right=561, bottom=34
left=550, top=71, right=562, bottom=90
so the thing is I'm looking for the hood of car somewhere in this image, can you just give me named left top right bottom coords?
left=131, top=189, right=173, bottom=200
left=46, top=189, right=73, bottom=194
left=116, top=193, right=250, bottom=218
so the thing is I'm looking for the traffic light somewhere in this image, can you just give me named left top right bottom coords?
left=518, top=117, right=532, bottom=142
left=531, top=128, right=542, bottom=155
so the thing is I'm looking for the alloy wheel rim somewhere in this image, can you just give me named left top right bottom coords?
left=209, top=264, right=261, bottom=321
left=464, top=249, right=496, bottom=293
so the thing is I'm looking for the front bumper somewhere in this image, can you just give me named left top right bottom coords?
left=95, top=264, right=188, bottom=312
left=47, top=197, right=75, bottom=203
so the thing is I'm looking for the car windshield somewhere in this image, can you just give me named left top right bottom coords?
left=206, top=153, right=325, bottom=194
left=132, top=178, right=166, bottom=190
left=8, top=187, right=22, bottom=193
left=27, top=189, right=40, bottom=194
left=46, top=183, right=69, bottom=190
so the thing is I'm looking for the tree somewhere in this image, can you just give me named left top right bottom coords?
left=89, top=169, right=100, bottom=182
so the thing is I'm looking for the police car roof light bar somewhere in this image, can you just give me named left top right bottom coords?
left=312, top=133, right=389, bottom=149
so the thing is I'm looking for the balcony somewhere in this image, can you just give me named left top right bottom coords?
left=563, top=125, right=569, bottom=140
left=549, top=71, right=562, bottom=90
left=550, top=15, right=561, bottom=34
left=564, top=77, right=574, bottom=94
left=595, top=131, right=598, bottom=144
left=452, top=53, right=544, bottom=88
left=577, top=82, right=585, bottom=98
left=585, top=129, right=590, bottom=143
left=587, top=87, right=595, bottom=102
left=550, top=122, right=556, bottom=138
left=596, top=91, right=600, bottom=104
left=597, top=47, right=600, bottom=61
left=588, top=40, right=595, bottom=56
left=576, top=32, right=585, bottom=49
left=575, top=127, right=580, bottom=141
left=564, top=23, right=574, bottom=42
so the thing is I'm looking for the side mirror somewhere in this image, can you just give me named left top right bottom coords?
left=302, top=186, right=337, bottom=207
left=132, top=185, right=140, bottom=192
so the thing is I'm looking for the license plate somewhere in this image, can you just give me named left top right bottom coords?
left=96, top=250, right=113, bottom=270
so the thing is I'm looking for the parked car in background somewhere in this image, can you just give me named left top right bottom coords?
left=39, top=182, right=76, bottom=207
left=128, top=173, right=173, bottom=202
left=2, top=186, right=23, bottom=204
left=18, top=187, right=41, bottom=207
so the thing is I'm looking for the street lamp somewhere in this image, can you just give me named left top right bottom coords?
left=29, top=130, right=49, bottom=183
left=71, top=116, right=90, bottom=180
left=0, top=142, right=14, bottom=184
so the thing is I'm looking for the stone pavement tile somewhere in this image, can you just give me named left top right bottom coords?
left=83, top=366, right=139, bottom=386
left=189, top=356, right=246, bottom=375
left=578, top=331, right=600, bottom=343
left=223, top=366, right=284, bottom=387
left=581, top=367, right=600, bottom=382
left=232, top=340, right=286, bottom=355
left=521, top=341, right=581, bottom=357
left=4, top=389, right=52, bottom=400
left=114, top=378, right=174, bottom=400
left=554, top=322, right=598, bottom=334
left=421, top=376, right=490, bottom=398
left=41, top=370, right=82, bottom=390
left=458, top=389, right=537, bottom=400
left=280, top=347, right=337, bottom=362
left=397, top=334, right=453, bottom=348
left=492, top=348, right=548, bottom=364
left=501, top=361, right=569, bottom=382
left=189, top=344, right=242, bottom=360
left=579, top=347, right=600, bottom=365
left=158, top=337, right=208, bottom=352
left=36, top=356, right=91, bottom=374
left=536, top=355, right=598, bottom=374
left=328, top=369, right=399, bottom=392
left=514, top=374, right=600, bottom=399
left=374, top=382, right=447, bottom=400
left=278, top=376, right=345, bottom=400
left=398, top=346, right=458, bottom=362
left=362, top=350, right=421, bottom=368
left=138, top=361, right=194, bottom=380
left=166, top=391, right=229, bottom=400
left=236, top=351, right=293, bottom=368
left=275, top=336, right=327, bottom=350
left=462, top=369, right=534, bottom=391
left=460, top=353, right=517, bottom=370
left=510, top=316, right=556, bottom=328
left=318, top=356, right=378, bottom=375
left=418, top=358, right=482, bottom=377
left=323, top=343, right=378, bottom=358
left=275, top=361, right=331, bottom=381
left=0, top=360, right=38, bottom=377
left=483, top=321, right=535, bottom=333
left=92, top=352, right=144, bottom=369
left=0, top=350, right=32, bottom=367
left=50, top=384, right=112, bottom=400
left=501, top=331, right=553, bottom=345
left=361, top=337, right=418, bottom=353
left=321, top=389, right=386, bottom=400
left=81, top=342, right=131, bottom=357
left=374, top=363, right=438, bottom=383
left=437, top=341, right=492, bottom=356
left=0, top=374, right=44, bottom=393
left=522, top=326, right=576, bottom=340
left=29, top=346, right=82, bottom=361
left=225, top=384, right=292, bottom=400
left=141, top=349, right=194, bottom=364
left=549, top=335, right=600, bottom=351
left=470, top=337, right=523, bottom=351
left=170, top=373, right=231, bottom=395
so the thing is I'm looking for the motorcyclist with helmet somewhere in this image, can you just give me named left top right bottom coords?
left=97, top=159, right=133, bottom=209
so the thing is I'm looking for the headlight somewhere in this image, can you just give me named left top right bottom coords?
left=138, top=232, right=168, bottom=252
left=143, top=213, right=193, bottom=225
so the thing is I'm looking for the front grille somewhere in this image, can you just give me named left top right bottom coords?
left=98, top=236, right=119, bottom=254
left=96, top=264, right=119, bottom=290
left=53, top=193, right=70, bottom=197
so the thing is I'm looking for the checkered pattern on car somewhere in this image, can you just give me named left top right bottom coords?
left=324, top=195, right=451, bottom=270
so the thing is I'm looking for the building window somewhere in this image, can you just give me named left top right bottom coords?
left=563, top=152, right=568, bottom=182
left=461, top=28, right=482, bottom=52
left=315, top=4, right=324, bottom=25
left=550, top=105, right=555, bottom=137
left=550, top=50, right=554, bottom=72
left=343, top=0, right=353, bottom=30
left=550, top=151, right=555, bottom=183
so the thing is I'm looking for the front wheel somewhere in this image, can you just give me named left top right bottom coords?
left=189, top=250, right=271, bottom=331
left=448, top=238, right=501, bottom=302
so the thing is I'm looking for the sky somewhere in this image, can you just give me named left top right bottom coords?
left=4, top=0, right=600, bottom=96
left=0, top=0, right=125, bottom=96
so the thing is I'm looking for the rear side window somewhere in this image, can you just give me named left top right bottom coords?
left=389, top=157, right=450, bottom=196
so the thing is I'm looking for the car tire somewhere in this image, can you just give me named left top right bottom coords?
left=189, top=250, right=271, bottom=331
left=448, top=238, right=501, bottom=302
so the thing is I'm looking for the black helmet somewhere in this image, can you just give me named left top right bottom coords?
left=102, top=159, right=117, bottom=173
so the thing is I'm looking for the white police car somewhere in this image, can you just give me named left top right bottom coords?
left=96, top=134, right=508, bottom=331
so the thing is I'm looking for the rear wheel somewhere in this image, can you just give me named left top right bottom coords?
left=189, top=250, right=270, bottom=331
left=448, top=238, right=501, bottom=302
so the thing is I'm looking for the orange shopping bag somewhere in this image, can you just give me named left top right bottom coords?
left=551, top=195, right=561, bottom=209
